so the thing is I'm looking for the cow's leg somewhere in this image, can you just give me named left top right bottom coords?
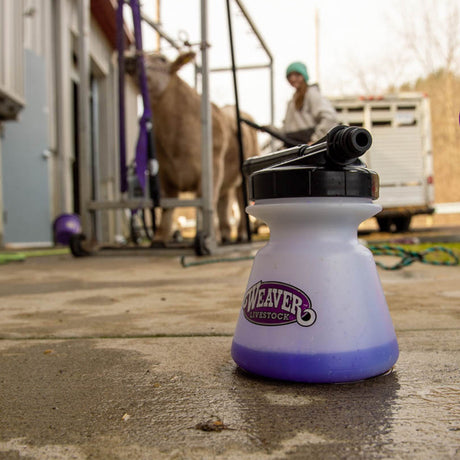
left=153, top=208, right=175, bottom=245
left=195, top=181, right=223, bottom=245
left=195, top=140, right=226, bottom=245
left=152, top=179, right=178, bottom=245
left=217, top=190, right=232, bottom=244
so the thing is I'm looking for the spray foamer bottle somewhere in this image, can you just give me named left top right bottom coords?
left=232, top=126, right=399, bottom=383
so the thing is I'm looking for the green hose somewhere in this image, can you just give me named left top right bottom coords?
left=180, top=254, right=255, bottom=268
left=0, top=253, right=27, bottom=264
left=180, top=244, right=460, bottom=270
left=368, top=245, right=459, bottom=270
left=0, top=248, right=70, bottom=265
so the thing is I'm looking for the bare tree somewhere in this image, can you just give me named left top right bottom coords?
left=343, top=50, right=409, bottom=95
left=391, top=0, right=460, bottom=75
left=391, top=0, right=460, bottom=202
left=345, top=0, right=460, bottom=95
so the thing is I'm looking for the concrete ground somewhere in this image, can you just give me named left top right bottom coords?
left=0, top=243, right=459, bottom=459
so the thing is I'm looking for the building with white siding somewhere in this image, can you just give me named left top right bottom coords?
left=0, top=0, right=139, bottom=248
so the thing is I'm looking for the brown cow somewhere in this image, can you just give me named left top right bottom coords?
left=142, top=51, right=259, bottom=244
left=219, top=105, right=259, bottom=242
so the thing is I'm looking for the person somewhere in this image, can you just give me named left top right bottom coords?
left=279, top=61, right=339, bottom=146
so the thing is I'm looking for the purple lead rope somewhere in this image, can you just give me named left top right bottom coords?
left=130, top=0, right=154, bottom=192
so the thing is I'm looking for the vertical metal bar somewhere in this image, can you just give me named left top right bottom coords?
left=53, top=0, right=65, bottom=212
left=90, top=77, right=102, bottom=242
left=116, top=0, right=128, bottom=193
left=315, top=7, right=320, bottom=83
left=200, top=0, right=215, bottom=250
left=269, top=60, right=275, bottom=146
left=226, top=0, right=251, bottom=241
left=53, top=0, right=73, bottom=213
left=77, top=0, right=92, bottom=240
left=155, top=0, right=161, bottom=51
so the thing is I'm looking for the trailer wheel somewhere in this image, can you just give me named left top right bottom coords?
left=394, top=216, right=412, bottom=232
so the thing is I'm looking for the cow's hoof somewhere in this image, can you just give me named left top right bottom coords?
left=172, top=230, right=183, bottom=243
left=194, top=231, right=211, bottom=256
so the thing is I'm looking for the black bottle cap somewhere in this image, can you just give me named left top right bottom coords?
left=249, top=165, right=379, bottom=200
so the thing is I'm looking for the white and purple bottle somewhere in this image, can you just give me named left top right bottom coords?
left=231, top=126, right=399, bottom=383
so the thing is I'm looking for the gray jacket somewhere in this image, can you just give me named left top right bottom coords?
left=282, top=84, right=338, bottom=143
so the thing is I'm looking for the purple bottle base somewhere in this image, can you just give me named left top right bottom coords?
left=231, top=339, right=399, bottom=383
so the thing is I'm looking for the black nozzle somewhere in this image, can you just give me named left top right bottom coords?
left=242, top=145, right=301, bottom=178
left=326, top=126, right=372, bottom=165
left=242, top=125, right=373, bottom=177
left=245, top=125, right=378, bottom=200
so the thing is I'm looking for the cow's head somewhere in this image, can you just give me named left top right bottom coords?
left=143, top=51, right=196, bottom=98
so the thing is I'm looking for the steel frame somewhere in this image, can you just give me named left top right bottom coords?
left=77, top=0, right=273, bottom=254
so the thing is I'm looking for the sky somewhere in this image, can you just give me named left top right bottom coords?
left=138, top=0, right=457, bottom=126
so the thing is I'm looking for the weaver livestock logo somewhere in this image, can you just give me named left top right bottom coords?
left=242, top=281, right=317, bottom=327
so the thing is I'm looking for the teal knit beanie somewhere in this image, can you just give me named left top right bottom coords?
left=286, top=62, right=309, bottom=82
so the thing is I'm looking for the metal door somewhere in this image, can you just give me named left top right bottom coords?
left=2, top=50, right=51, bottom=246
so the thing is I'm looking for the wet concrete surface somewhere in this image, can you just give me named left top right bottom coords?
left=0, top=247, right=459, bottom=459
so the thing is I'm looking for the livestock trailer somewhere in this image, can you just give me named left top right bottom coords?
left=331, top=93, right=435, bottom=232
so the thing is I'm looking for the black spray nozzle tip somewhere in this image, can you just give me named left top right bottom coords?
left=326, top=126, right=372, bottom=165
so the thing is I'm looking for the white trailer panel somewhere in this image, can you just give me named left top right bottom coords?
left=332, top=94, right=434, bottom=231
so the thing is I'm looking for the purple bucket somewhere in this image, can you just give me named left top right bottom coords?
left=53, top=214, right=82, bottom=245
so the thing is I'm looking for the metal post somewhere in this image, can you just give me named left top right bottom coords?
left=90, top=77, right=102, bottom=242
left=315, top=7, right=320, bottom=83
left=77, top=0, right=92, bottom=240
left=269, top=62, right=275, bottom=148
left=226, top=0, right=251, bottom=241
left=200, top=0, right=215, bottom=251
left=53, top=0, right=72, bottom=213
left=155, top=0, right=161, bottom=51
left=117, top=0, right=128, bottom=194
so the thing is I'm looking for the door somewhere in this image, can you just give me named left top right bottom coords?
left=2, top=49, right=52, bottom=246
